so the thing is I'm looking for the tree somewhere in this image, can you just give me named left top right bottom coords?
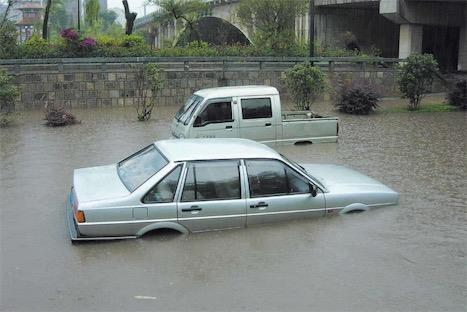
left=150, top=0, right=207, bottom=46
left=283, top=63, right=327, bottom=111
left=122, top=0, right=136, bottom=35
left=0, top=0, right=19, bottom=29
left=396, top=54, right=439, bottom=110
left=135, top=63, right=164, bottom=121
left=49, top=0, right=70, bottom=37
left=85, top=0, right=100, bottom=28
left=42, top=0, right=52, bottom=39
left=236, top=0, right=307, bottom=54
left=100, top=9, right=118, bottom=31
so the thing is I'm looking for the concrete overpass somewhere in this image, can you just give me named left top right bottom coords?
left=135, top=0, right=467, bottom=72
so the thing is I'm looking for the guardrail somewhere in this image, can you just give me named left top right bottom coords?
left=0, top=56, right=401, bottom=73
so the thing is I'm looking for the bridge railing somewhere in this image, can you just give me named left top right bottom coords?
left=0, top=56, right=402, bottom=73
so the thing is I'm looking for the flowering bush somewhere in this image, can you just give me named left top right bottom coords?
left=59, top=28, right=96, bottom=56
left=60, top=28, right=79, bottom=41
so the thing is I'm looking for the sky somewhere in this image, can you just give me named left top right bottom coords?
left=107, top=0, right=158, bottom=16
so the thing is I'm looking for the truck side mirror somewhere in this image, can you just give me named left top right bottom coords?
left=193, top=116, right=202, bottom=127
left=309, top=183, right=317, bottom=197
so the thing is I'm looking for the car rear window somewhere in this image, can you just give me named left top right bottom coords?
left=118, top=144, right=168, bottom=192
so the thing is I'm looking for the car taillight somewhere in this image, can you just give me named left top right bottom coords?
left=75, top=210, right=85, bottom=223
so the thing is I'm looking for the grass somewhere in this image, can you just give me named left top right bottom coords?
left=381, top=103, right=457, bottom=113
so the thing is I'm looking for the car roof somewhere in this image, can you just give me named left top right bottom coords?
left=194, top=85, right=279, bottom=99
left=155, top=138, right=280, bottom=162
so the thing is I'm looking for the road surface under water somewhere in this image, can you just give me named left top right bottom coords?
left=1, top=101, right=466, bottom=311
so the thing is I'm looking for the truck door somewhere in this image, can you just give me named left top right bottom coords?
left=238, top=96, right=277, bottom=143
left=189, top=97, right=239, bottom=138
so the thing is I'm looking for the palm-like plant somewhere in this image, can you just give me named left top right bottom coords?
left=150, top=0, right=207, bottom=46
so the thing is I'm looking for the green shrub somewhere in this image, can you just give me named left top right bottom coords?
left=17, top=35, right=58, bottom=58
left=283, top=63, right=327, bottom=111
left=333, top=81, right=380, bottom=115
left=0, top=69, right=20, bottom=127
left=447, top=79, right=467, bottom=110
left=396, top=53, right=438, bottom=111
left=0, top=22, right=18, bottom=59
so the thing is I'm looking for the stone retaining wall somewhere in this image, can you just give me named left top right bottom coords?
left=0, top=57, right=405, bottom=110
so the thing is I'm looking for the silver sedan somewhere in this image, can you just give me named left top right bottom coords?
left=66, top=138, right=399, bottom=241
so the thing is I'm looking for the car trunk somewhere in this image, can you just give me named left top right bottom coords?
left=73, top=164, right=130, bottom=203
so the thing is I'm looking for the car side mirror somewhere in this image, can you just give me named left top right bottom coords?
left=309, top=183, right=317, bottom=197
left=193, top=116, right=202, bottom=127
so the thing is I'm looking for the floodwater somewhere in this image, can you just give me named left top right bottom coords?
left=1, top=99, right=466, bottom=311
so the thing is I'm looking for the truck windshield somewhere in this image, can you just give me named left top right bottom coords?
left=175, top=95, right=204, bottom=125
left=117, top=144, right=168, bottom=192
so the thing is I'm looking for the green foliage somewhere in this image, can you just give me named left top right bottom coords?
left=100, top=9, right=118, bottom=31
left=0, top=69, right=20, bottom=127
left=237, top=0, right=307, bottom=55
left=17, top=35, right=59, bottom=58
left=94, top=34, right=152, bottom=57
left=135, top=63, right=165, bottom=121
left=0, top=21, right=17, bottom=58
left=333, top=81, right=380, bottom=115
left=85, top=0, right=100, bottom=28
left=396, top=53, right=438, bottom=111
left=383, top=103, right=456, bottom=113
left=447, top=79, right=467, bottom=110
left=49, top=0, right=71, bottom=37
left=151, top=0, right=208, bottom=46
left=283, top=63, right=327, bottom=111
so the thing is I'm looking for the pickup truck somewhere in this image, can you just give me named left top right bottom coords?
left=170, top=86, right=338, bottom=145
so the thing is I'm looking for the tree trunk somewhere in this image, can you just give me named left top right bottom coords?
left=42, top=0, right=52, bottom=40
left=122, top=0, right=137, bottom=35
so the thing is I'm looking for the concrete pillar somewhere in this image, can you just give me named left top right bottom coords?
left=459, top=19, right=467, bottom=71
left=398, top=24, right=423, bottom=58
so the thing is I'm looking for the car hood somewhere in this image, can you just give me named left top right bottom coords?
left=73, top=164, right=130, bottom=203
left=301, top=164, right=397, bottom=194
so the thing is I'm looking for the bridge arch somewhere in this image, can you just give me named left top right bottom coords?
left=176, top=16, right=251, bottom=46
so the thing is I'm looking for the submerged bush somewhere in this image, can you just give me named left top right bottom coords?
left=0, top=69, right=20, bottom=127
left=397, top=54, right=438, bottom=111
left=283, top=63, right=327, bottom=111
left=44, top=103, right=79, bottom=127
left=447, top=79, right=467, bottom=110
left=333, top=81, right=380, bottom=115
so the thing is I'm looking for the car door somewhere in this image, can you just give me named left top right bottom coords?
left=177, top=160, right=247, bottom=232
left=189, top=98, right=239, bottom=138
left=238, top=96, right=277, bottom=142
left=141, top=164, right=183, bottom=221
left=244, top=159, right=326, bottom=226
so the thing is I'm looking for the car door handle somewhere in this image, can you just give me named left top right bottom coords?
left=225, top=125, right=232, bottom=129
left=182, top=205, right=202, bottom=212
left=250, top=202, right=269, bottom=208
left=265, top=123, right=272, bottom=126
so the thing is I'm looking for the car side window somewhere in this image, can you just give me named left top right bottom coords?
left=241, top=98, right=272, bottom=119
left=181, top=161, right=241, bottom=202
left=195, top=101, right=232, bottom=126
left=142, top=165, right=182, bottom=203
left=246, top=160, right=309, bottom=197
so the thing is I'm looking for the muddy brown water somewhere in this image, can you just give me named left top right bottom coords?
left=1, top=101, right=466, bottom=311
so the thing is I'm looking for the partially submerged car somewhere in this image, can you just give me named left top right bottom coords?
left=66, top=139, right=399, bottom=241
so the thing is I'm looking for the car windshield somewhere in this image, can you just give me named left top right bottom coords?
left=118, top=144, right=168, bottom=192
left=175, top=95, right=204, bottom=125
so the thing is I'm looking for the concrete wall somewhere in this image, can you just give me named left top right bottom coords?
left=0, top=57, right=403, bottom=111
